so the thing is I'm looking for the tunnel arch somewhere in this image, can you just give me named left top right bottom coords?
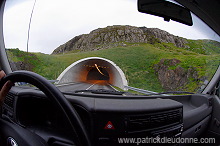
left=56, top=57, right=128, bottom=90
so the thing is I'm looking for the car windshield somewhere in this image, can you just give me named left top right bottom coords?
left=3, top=0, right=220, bottom=95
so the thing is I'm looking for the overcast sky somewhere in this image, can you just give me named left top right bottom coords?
left=3, top=0, right=220, bottom=54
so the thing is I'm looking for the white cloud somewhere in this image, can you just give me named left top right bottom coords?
left=3, top=0, right=220, bottom=54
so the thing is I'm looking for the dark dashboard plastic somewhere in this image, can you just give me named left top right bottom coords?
left=2, top=86, right=213, bottom=145
left=164, top=94, right=213, bottom=130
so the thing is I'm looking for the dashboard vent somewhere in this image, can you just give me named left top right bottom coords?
left=127, top=109, right=182, bottom=132
left=4, top=92, right=15, bottom=110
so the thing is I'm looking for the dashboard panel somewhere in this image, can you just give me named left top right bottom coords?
left=2, top=86, right=213, bottom=146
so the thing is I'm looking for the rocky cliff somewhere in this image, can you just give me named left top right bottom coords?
left=6, top=49, right=39, bottom=71
left=52, top=25, right=187, bottom=54
left=154, top=58, right=199, bottom=91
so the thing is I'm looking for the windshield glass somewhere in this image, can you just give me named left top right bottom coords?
left=3, top=0, right=220, bottom=95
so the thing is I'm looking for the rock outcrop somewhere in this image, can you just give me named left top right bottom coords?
left=9, top=61, right=34, bottom=71
left=139, top=27, right=187, bottom=48
left=154, top=58, right=199, bottom=91
left=52, top=25, right=187, bottom=54
left=8, top=51, right=39, bottom=71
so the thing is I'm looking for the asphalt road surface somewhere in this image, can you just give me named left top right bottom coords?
left=56, top=81, right=115, bottom=93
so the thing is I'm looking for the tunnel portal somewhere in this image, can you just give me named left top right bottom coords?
left=56, top=57, right=128, bottom=90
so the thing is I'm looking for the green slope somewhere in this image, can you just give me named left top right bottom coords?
left=186, top=39, right=220, bottom=55
left=6, top=41, right=220, bottom=93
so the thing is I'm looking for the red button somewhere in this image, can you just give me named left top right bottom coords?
left=104, top=121, right=115, bottom=129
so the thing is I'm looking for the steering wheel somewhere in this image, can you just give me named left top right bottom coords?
left=0, top=71, right=91, bottom=146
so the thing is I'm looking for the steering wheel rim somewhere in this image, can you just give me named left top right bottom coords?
left=0, top=70, right=91, bottom=146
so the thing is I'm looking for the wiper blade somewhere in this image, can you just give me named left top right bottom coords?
left=74, top=89, right=126, bottom=95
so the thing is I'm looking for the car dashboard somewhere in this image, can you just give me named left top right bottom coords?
left=2, top=86, right=213, bottom=146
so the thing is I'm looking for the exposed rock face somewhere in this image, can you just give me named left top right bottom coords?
left=52, top=25, right=187, bottom=54
left=154, top=58, right=198, bottom=91
left=9, top=61, right=33, bottom=71
left=140, top=27, right=187, bottom=48
left=8, top=53, right=39, bottom=71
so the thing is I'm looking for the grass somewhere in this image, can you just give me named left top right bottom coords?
left=6, top=41, right=220, bottom=93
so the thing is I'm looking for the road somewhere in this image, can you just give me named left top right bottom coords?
left=56, top=81, right=115, bottom=93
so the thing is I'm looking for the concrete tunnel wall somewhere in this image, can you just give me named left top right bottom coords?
left=56, top=57, right=128, bottom=90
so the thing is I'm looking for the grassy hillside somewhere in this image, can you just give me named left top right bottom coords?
left=6, top=40, right=220, bottom=93
left=186, top=39, right=220, bottom=54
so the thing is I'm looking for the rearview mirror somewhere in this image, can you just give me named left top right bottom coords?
left=138, top=0, right=193, bottom=26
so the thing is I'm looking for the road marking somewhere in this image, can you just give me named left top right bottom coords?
left=79, top=83, right=96, bottom=94
left=85, top=84, right=95, bottom=90
left=108, top=84, right=118, bottom=91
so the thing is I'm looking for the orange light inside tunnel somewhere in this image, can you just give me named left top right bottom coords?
left=87, top=80, right=109, bottom=85
left=95, top=64, right=106, bottom=76
left=84, top=63, right=110, bottom=84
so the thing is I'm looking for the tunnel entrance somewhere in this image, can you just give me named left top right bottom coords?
left=87, top=68, right=110, bottom=81
left=57, top=57, right=128, bottom=90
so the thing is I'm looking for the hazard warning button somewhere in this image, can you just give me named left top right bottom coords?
left=104, top=121, right=115, bottom=130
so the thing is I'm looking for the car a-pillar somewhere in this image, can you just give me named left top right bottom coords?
left=56, top=57, right=128, bottom=90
